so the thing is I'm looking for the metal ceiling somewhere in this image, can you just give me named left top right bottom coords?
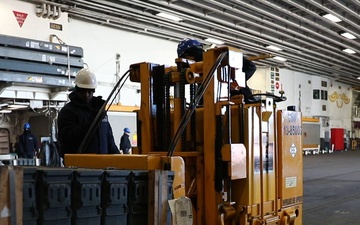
left=24, top=0, right=360, bottom=87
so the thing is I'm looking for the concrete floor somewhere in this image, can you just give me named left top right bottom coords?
left=303, top=150, right=360, bottom=225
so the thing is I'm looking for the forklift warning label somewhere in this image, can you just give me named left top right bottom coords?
left=289, top=143, right=297, bottom=157
left=286, top=176, right=297, bottom=188
left=283, top=196, right=303, bottom=207
left=282, top=112, right=302, bottom=135
left=283, top=125, right=301, bottom=135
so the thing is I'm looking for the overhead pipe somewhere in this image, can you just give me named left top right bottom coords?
left=70, top=2, right=320, bottom=65
left=134, top=0, right=360, bottom=73
left=101, top=0, right=360, bottom=74
left=35, top=2, right=62, bottom=20
left=226, top=0, right=360, bottom=56
left=48, top=0, right=360, bottom=69
left=97, top=0, right=356, bottom=80
left=282, top=0, right=360, bottom=39
left=68, top=0, right=360, bottom=85
left=329, top=0, right=360, bottom=18
left=128, top=0, right=360, bottom=70
left=36, top=3, right=47, bottom=18
left=72, top=14, right=355, bottom=85
left=53, top=6, right=62, bottom=20
left=84, top=9, right=354, bottom=81
left=352, top=0, right=360, bottom=8
left=187, top=2, right=358, bottom=73
left=304, top=0, right=360, bottom=34
left=44, top=4, right=52, bottom=18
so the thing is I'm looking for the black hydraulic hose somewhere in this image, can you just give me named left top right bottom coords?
left=251, top=93, right=287, bottom=102
left=106, top=75, right=130, bottom=111
left=167, top=51, right=228, bottom=157
left=77, top=69, right=131, bottom=154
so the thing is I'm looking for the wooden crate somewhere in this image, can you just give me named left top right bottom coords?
left=0, top=166, right=23, bottom=225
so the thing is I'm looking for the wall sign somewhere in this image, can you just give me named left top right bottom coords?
left=13, top=11, right=28, bottom=28
left=50, top=22, right=63, bottom=31
left=329, top=91, right=350, bottom=108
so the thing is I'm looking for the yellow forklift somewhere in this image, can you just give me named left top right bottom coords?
left=65, top=46, right=303, bottom=225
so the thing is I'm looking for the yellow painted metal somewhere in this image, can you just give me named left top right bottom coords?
left=64, top=154, right=186, bottom=198
left=279, top=205, right=303, bottom=225
left=161, top=156, right=186, bottom=198
left=247, top=53, right=273, bottom=61
left=106, top=104, right=139, bottom=112
left=65, top=154, right=162, bottom=169
left=202, top=47, right=223, bottom=224
left=277, top=110, right=303, bottom=224
left=164, top=65, right=196, bottom=84
left=302, top=117, right=320, bottom=123
left=221, top=144, right=246, bottom=180
left=129, top=62, right=158, bottom=154
left=303, top=144, right=319, bottom=149
left=230, top=104, right=277, bottom=224
left=66, top=46, right=304, bottom=225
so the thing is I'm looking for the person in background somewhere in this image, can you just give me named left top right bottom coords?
left=120, top=127, right=131, bottom=154
left=18, top=123, right=38, bottom=158
left=177, top=38, right=258, bottom=103
left=57, top=68, right=119, bottom=157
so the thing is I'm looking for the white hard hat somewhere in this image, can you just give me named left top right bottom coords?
left=74, top=68, right=97, bottom=89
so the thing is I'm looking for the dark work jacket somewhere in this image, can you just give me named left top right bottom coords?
left=120, top=133, right=131, bottom=154
left=57, top=91, right=119, bottom=157
left=243, top=56, right=257, bottom=81
left=19, top=131, right=38, bottom=158
left=230, top=57, right=257, bottom=99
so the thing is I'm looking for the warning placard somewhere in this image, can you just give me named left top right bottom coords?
left=13, top=11, right=28, bottom=28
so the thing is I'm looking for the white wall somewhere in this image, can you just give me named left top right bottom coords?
left=66, top=19, right=179, bottom=106
left=247, top=64, right=352, bottom=132
left=328, top=81, right=352, bottom=130
left=0, top=0, right=69, bottom=41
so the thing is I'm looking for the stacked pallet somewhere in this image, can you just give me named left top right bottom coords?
left=0, top=34, right=84, bottom=88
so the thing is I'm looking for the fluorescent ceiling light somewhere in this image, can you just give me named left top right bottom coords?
left=7, top=104, right=29, bottom=109
left=265, top=45, right=282, bottom=51
left=273, top=56, right=287, bottom=61
left=156, top=13, right=182, bottom=21
left=339, top=32, right=356, bottom=39
left=322, top=13, right=342, bottom=23
left=343, top=48, right=356, bottom=54
left=357, top=77, right=360, bottom=80
left=0, top=110, right=12, bottom=113
left=205, top=38, right=225, bottom=45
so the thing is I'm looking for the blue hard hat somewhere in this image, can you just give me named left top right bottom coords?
left=177, top=38, right=203, bottom=57
left=124, top=127, right=130, bottom=133
left=24, top=123, right=30, bottom=130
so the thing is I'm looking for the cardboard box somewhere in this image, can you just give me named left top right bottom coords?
left=0, top=166, right=23, bottom=225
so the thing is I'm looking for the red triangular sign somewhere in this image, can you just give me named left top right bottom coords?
left=13, top=11, right=28, bottom=28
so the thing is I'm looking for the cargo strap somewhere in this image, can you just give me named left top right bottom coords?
left=9, top=167, right=17, bottom=225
